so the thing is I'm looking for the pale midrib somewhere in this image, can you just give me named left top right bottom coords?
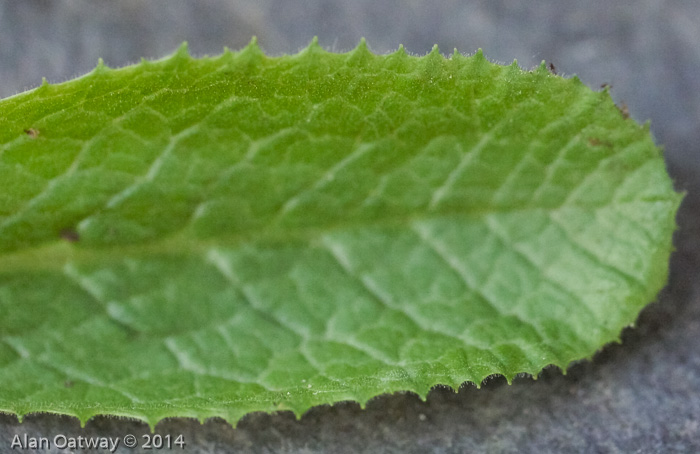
left=0, top=196, right=672, bottom=275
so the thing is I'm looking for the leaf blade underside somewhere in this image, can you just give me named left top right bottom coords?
left=0, top=40, right=681, bottom=427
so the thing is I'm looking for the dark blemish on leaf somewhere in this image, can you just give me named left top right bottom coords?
left=548, top=62, right=557, bottom=75
left=64, top=380, right=74, bottom=388
left=601, top=83, right=612, bottom=90
left=24, top=128, right=39, bottom=138
left=60, top=228, right=80, bottom=242
left=588, top=137, right=613, bottom=148
left=617, top=102, right=630, bottom=119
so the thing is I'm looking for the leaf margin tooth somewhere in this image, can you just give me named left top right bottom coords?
left=345, top=37, right=373, bottom=65
left=93, top=57, right=109, bottom=75
left=173, top=41, right=191, bottom=60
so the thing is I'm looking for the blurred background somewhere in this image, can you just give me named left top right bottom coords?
left=1, top=1, right=699, bottom=452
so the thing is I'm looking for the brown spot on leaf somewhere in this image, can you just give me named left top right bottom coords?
left=548, top=62, right=557, bottom=75
left=600, top=82, right=612, bottom=90
left=24, top=128, right=39, bottom=138
left=617, top=102, right=630, bottom=119
left=588, top=137, right=613, bottom=148
left=60, top=228, right=80, bottom=242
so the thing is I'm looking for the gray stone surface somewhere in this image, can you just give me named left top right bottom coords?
left=1, top=0, right=698, bottom=452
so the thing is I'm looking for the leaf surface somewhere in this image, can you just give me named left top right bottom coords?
left=0, top=40, right=681, bottom=427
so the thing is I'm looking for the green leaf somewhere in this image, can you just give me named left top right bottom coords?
left=0, top=39, right=681, bottom=428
